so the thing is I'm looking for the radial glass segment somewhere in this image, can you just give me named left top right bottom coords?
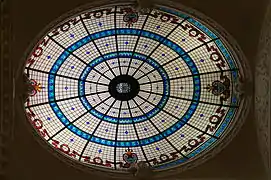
left=23, top=4, right=246, bottom=172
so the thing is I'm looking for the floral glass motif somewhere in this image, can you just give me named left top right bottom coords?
left=205, top=75, right=231, bottom=103
left=123, top=148, right=138, bottom=168
left=23, top=4, right=244, bottom=172
left=29, top=79, right=43, bottom=96
left=123, top=8, right=139, bottom=27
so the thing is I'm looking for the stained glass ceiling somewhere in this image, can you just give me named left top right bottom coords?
left=24, top=4, right=244, bottom=172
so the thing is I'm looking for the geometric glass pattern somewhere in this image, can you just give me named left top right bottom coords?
left=23, top=5, right=244, bottom=171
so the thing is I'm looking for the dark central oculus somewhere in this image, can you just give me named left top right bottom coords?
left=109, top=75, right=139, bottom=101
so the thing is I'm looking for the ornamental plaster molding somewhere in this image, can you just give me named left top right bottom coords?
left=255, top=0, right=271, bottom=178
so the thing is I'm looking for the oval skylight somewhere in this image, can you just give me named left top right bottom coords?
left=23, top=4, right=248, bottom=172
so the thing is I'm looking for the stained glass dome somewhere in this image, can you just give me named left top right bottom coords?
left=22, top=3, right=249, bottom=174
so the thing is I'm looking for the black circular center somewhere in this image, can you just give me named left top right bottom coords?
left=109, top=75, right=139, bottom=101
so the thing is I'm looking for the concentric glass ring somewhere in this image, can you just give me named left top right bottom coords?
left=23, top=4, right=246, bottom=172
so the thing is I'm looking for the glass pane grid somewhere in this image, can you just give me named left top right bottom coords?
left=24, top=5, right=242, bottom=171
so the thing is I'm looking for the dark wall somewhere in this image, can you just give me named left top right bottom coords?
left=8, top=0, right=268, bottom=179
